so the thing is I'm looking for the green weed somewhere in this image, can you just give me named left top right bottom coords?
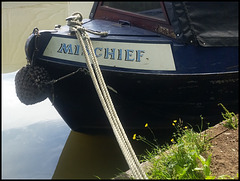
left=133, top=120, right=212, bottom=179
left=218, top=103, right=238, bottom=129
left=206, top=173, right=239, bottom=180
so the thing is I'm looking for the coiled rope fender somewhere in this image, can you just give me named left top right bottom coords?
left=67, top=12, right=148, bottom=179
left=15, top=65, right=51, bottom=105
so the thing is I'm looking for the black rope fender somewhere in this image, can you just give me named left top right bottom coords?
left=15, top=62, right=86, bottom=105
left=15, top=65, right=51, bottom=105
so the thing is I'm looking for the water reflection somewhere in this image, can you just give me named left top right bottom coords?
left=52, top=128, right=173, bottom=179
left=53, top=130, right=128, bottom=179
left=2, top=72, right=63, bottom=130
left=2, top=71, right=70, bottom=179
left=2, top=120, right=70, bottom=179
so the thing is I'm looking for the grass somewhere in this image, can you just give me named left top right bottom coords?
left=218, top=103, right=238, bottom=129
left=133, top=119, right=211, bottom=179
left=132, top=104, right=238, bottom=179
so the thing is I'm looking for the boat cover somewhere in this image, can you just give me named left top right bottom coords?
left=165, top=2, right=238, bottom=47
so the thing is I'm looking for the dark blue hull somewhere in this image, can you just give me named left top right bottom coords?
left=41, top=60, right=238, bottom=132
left=21, top=18, right=238, bottom=132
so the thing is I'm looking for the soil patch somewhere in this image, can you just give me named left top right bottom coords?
left=203, top=116, right=239, bottom=178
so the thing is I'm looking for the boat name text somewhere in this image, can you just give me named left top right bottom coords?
left=57, top=43, right=145, bottom=62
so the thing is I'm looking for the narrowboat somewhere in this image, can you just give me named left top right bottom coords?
left=15, top=2, right=239, bottom=132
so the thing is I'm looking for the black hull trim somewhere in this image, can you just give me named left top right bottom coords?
left=38, top=61, right=239, bottom=132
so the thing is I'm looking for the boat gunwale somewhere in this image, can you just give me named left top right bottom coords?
left=36, top=55, right=239, bottom=77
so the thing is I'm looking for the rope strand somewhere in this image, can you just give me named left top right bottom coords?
left=68, top=13, right=147, bottom=179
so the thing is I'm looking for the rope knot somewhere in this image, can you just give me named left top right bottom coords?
left=66, top=12, right=108, bottom=37
left=66, top=12, right=82, bottom=25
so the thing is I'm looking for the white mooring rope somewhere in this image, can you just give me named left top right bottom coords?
left=67, top=12, right=147, bottom=179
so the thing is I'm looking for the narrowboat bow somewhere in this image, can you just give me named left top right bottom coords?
left=15, top=2, right=239, bottom=132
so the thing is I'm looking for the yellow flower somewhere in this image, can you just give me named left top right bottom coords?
left=184, top=126, right=188, bottom=129
left=133, top=134, right=136, bottom=140
left=171, top=138, right=174, bottom=143
left=172, top=123, right=175, bottom=126
left=173, top=120, right=177, bottom=123
left=145, top=123, right=148, bottom=128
